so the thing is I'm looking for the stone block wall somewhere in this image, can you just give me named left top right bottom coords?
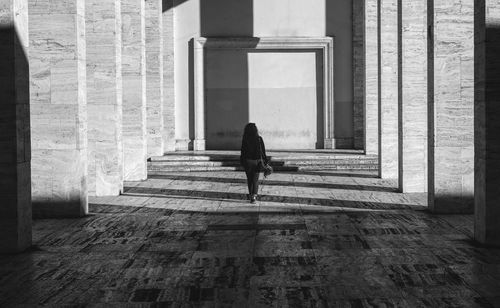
left=86, top=0, right=123, bottom=196
left=365, top=0, right=379, bottom=155
left=122, top=0, right=147, bottom=181
left=29, top=0, right=88, bottom=217
left=146, top=0, right=164, bottom=157
left=399, top=0, right=428, bottom=193
left=353, top=0, right=365, bottom=151
left=379, top=0, right=399, bottom=179
left=474, top=0, right=500, bottom=245
left=428, top=0, right=474, bottom=213
left=0, top=0, right=31, bottom=253
left=163, top=0, right=176, bottom=152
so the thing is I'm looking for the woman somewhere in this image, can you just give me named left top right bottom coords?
left=240, top=123, right=268, bottom=203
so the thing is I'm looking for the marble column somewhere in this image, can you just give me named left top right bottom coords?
left=365, top=0, right=379, bottom=155
left=428, top=0, right=474, bottom=213
left=353, top=0, right=365, bottom=150
left=29, top=0, right=88, bottom=217
left=379, top=0, right=399, bottom=179
left=162, top=0, right=176, bottom=152
left=122, top=0, right=147, bottom=181
left=399, top=0, right=428, bottom=193
left=474, top=0, right=500, bottom=246
left=86, top=0, right=123, bottom=196
left=145, top=0, right=164, bottom=157
left=0, top=0, right=31, bottom=253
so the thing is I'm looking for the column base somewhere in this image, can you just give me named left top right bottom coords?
left=194, top=139, right=206, bottom=151
left=175, top=139, right=190, bottom=151
left=324, top=139, right=335, bottom=149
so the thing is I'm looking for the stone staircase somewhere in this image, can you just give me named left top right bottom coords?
left=148, top=150, right=379, bottom=174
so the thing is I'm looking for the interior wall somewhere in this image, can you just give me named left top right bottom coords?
left=174, top=0, right=353, bottom=148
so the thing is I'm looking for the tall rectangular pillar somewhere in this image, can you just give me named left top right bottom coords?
left=0, top=0, right=31, bottom=253
left=30, top=0, right=88, bottom=217
left=353, top=0, right=365, bottom=150
left=146, top=0, right=164, bottom=157
left=379, top=0, right=399, bottom=179
left=365, top=0, right=379, bottom=155
left=474, top=0, right=500, bottom=246
left=86, top=0, right=123, bottom=196
left=428, top=0, right=474, bottom=213
left=163, top=0, right=176, bottom=152
left=399, top=0, right=428, bottom=193
left=122, top=0, right=147, bottom=181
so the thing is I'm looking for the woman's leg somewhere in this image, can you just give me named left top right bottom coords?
left=245, top=170, right=253, bottom=195
left=251, top=168, right=260, bottom=195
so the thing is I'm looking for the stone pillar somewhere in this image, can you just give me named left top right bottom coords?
left=30, top=0, right=88, bottom=217
left=122, top=0, right=147, bottom=181
left=474, top=0, right=500, bottom=246
left=193, top=38, right=206, bottom=151
left=353, top=0, right=365, bottom=150
left=86, top=0, right=123, bottom=196
left=399, top=0, right=428, bottom=193
left=428, top=0, right=474, bottom=213
left=163, top=0, right=176, bottom=152
left=146, top=0, right=164, bottom=157
left=365, top=0, right=379, bottom=155
left=0, top=0, right=31, bottom=253
left=379, top=0, right=399, bottom=179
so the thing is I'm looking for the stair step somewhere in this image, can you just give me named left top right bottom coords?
left=149, top=155, right=378, bottom=162
left=148, top=160, right=378, bottom=167
left=148, top=165, right=378, bottom=173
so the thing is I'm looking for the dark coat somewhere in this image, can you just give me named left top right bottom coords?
left=240, top=136, right=268, bottom=165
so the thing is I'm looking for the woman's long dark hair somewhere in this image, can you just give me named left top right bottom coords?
left=242, top=123, right=260, bottom=147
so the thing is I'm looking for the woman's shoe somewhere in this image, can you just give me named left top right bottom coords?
left=250, top=194, right=256, bottom=203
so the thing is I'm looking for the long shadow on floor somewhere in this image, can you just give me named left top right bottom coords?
left=148, top=175, right=397, bottom=193
left=123, top=187, right=422, bottom=210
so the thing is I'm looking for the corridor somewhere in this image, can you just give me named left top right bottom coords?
left=1, top=171, right=499, bottom=307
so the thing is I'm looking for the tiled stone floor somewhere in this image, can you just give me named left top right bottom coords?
left=2, top=170, right=500, bottom=307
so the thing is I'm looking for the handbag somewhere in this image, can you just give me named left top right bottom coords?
left=258, top=139, right=273, bottom=178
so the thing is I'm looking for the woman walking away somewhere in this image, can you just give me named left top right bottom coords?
left=240, top=123, right=268, bottom=203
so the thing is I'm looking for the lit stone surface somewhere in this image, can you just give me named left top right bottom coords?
left=474, top=0, right=500, bottom=246
left=146, top=0, right=164, bottom=157
left=86, top=0, right=123, bottom=196
left=122, top=0, right=147, bottom=181
left=29, top=0, right=88, bottom=217
left=365, top=0, right=379, bottom=155
left=1, top=172, right=499, bottom=305
left=428, top=0, right=474, bottom=213
left=379, top=0, right=399, bottom=179
left=352, top=0, right=365, bottom=150
left=163, top=0, right=176, bottom=152
left=399, top=0, right=428, bottom=193
left=0, top=0, right=31, bottom=253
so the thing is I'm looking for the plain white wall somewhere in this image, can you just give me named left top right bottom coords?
left=174, top=0, right=353, bottom=147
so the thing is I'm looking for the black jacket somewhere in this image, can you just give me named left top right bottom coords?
left=240, top=136, right=268, bottom=165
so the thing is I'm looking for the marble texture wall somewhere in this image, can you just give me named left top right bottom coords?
left=163, top=0, right=175, bottom=152
left=353, top=0, right=365, bottom=150
left=122, top=0, right=147, bottom=181
left=365, top=0, right=379, bottom=155
left=29, top=0, right=88, bottom=217
left=146, top=0, right=164, bottom=157
left=428, top=0, right=474, bottom=213
left=379, top=0, right=399, bottom=179
left=86, top=0, right=123, bottom=196
left=0, top=0, right=31, bottom=253
left=399, top=0, right=428, bottom=193
left=474, top=0, right=500, bottom=245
